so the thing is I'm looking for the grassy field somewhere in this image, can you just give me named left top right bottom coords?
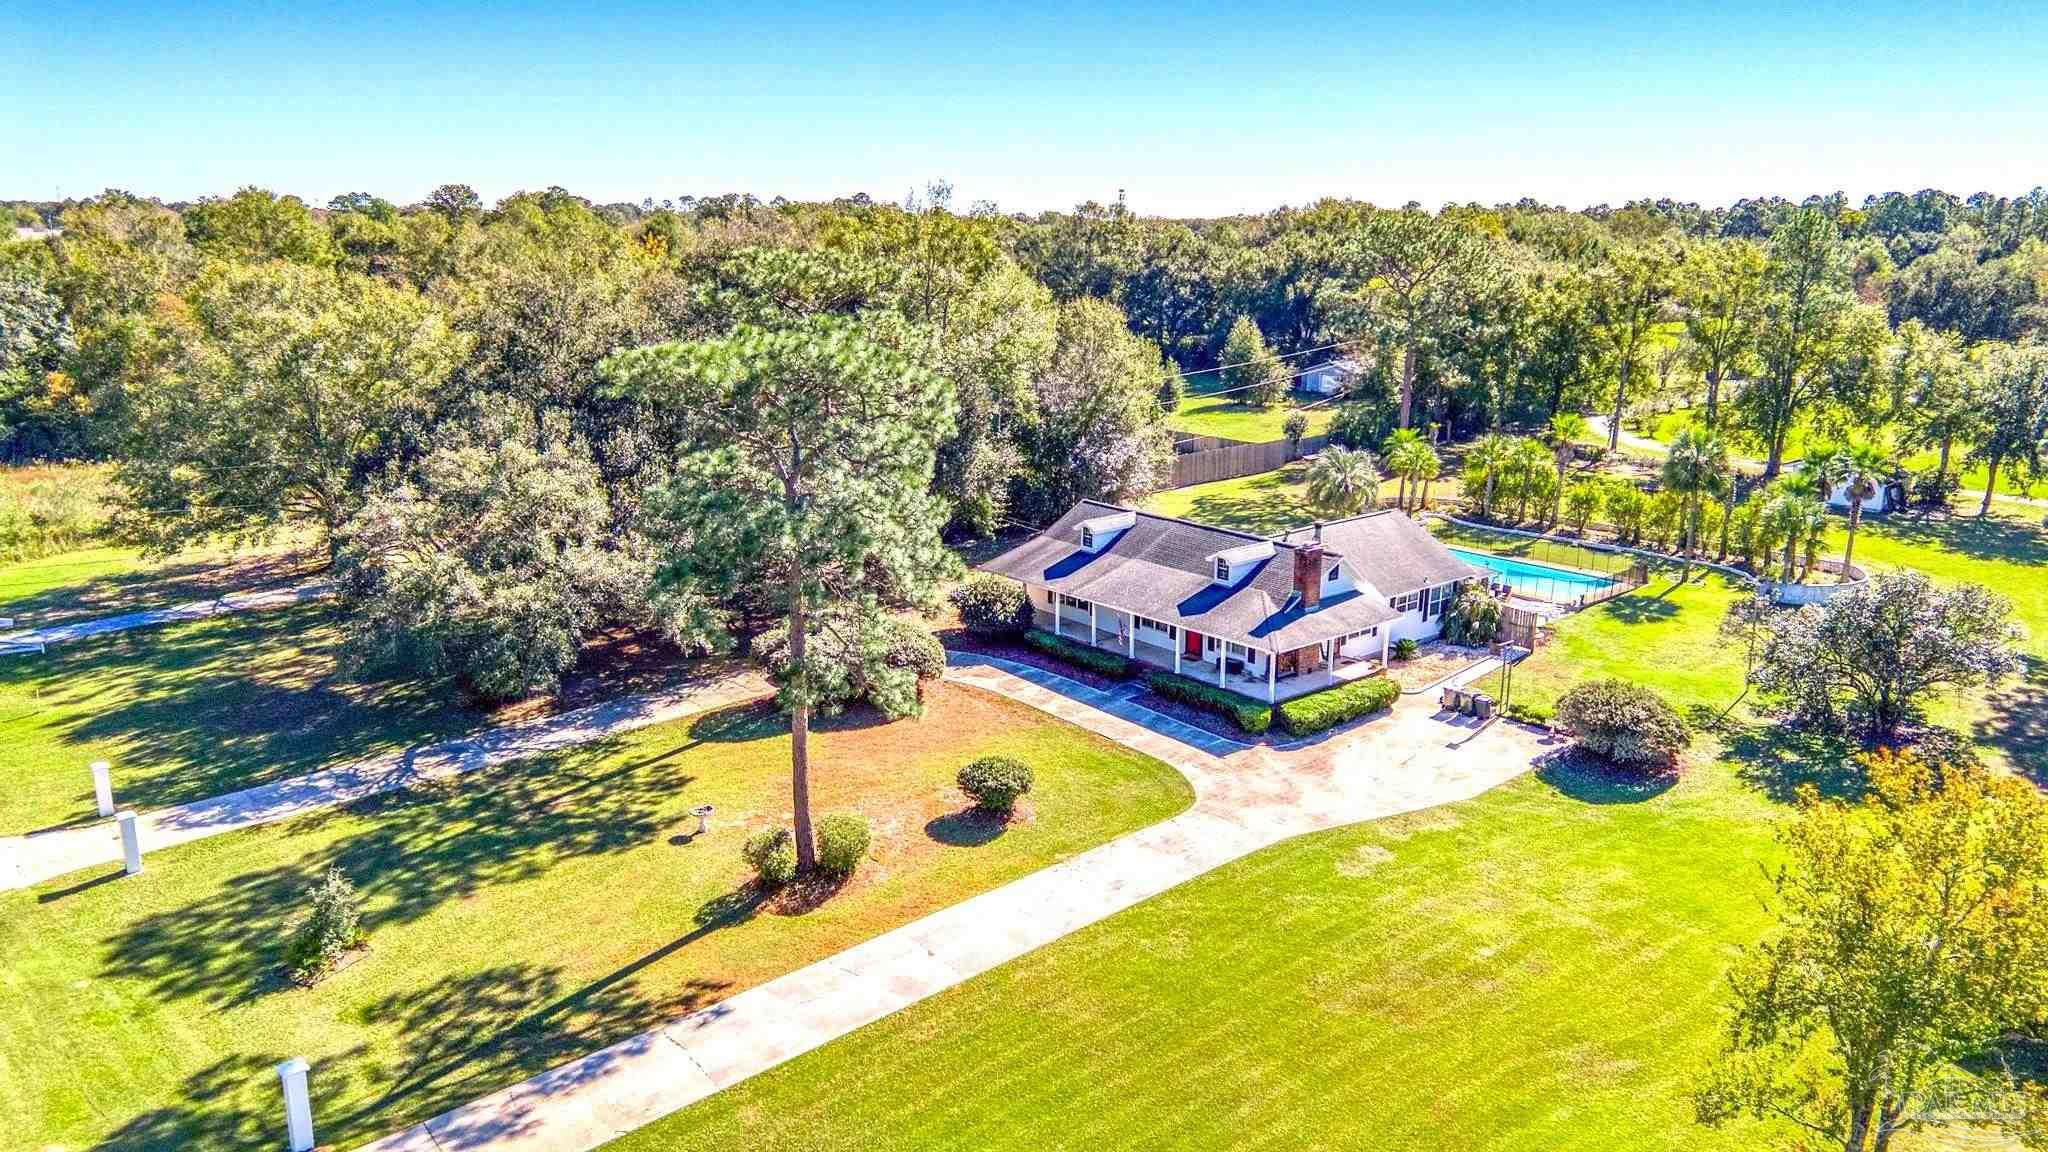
left=0, top=600, right=482, bottom=834
left=1143, top=461, right=1463, bottom=535
left=0, top=681, right=1194, bottom=1151
left=606, top=758, right=1792, bottom=1152
left=1166, top=388, right=1335, bottom=443
left=0, top=538, right=320, bottom=626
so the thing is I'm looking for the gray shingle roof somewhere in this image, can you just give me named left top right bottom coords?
left=979, top=501, right=1478, bottom=653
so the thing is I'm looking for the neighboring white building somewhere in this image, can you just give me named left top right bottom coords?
left=1826, top=477, right=1906, bottom=515
left=1299, top=356, right=1365, bottom=396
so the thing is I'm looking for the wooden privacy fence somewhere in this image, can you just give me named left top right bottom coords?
left=1169, top=434, right=1328, bottom=488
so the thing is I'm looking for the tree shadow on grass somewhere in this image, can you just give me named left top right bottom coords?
left=1977, top=656, right=2048, bottom=788
left=1867, top=508, right=2048, bottom=567
left=99, top=731, right=693, bottom=1008
left=23, top=602, right=474, bottom=821
left=1534, top=751, right=1677, bottom=804
left=924, top=806, right=1009, bottom=846
left=685, top=697, right=897, bottom=745
left=1600, top=594, right=1681, bottom=625
left=91, top=1053, right=278, bottom=1152
left=1717, top=720, right=1867, bottom=803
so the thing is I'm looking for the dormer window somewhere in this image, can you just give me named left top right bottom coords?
left=1327, top=563, right=1340, bottom=581
left=1214, top=559, right=1231, bottom=582
left=1080, top=527, right=1095, bottom=549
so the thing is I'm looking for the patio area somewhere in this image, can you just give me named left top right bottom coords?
left=1033, top=613, right=1385, bottom=703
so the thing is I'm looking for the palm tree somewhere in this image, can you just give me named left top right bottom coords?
left=1830, top=439, right=1893, bottom=582
left=1381, top=427, right=1425, bottom=510
left=1661, top=425, right=1730, bottom=571
left=1507, top=436, right=1554, bottom=522
left=1765, top=473, right=1827, bottom=583
left=1546, top=411, right=1589, bottom=525
left=1405, top=441, right=1442, bottom=512
left=1465, top=433, right=1514, bottom=520
left=1305, top=447, right=1382, bottom=516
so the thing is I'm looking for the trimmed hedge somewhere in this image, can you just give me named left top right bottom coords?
left=1275, top=675, right=1399, bottom=737
left=1022, top=630, right=1139, bottom=680
left=1144, top=671, right=1272, bottom=735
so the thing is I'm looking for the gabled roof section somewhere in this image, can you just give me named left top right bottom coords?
left=1273, top=510, right=1481, bottom=596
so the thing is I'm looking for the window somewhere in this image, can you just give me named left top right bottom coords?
left=1326, top=563, right=1341, bottom=582
left=1059, top=593, right=1090, bottom=610
left=1214, top=559, right=1231, bottom=582
left=1426, top=584, right=1451, bottom=618
left=1133, top=615, right=1177, bottom=641
left=1080, top=526, right=1095, bottom=549
left=1391, top=591, right=1421, bottom=613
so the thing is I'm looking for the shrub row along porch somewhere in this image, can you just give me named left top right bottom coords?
left=983, top=501, right=1481, bottom=705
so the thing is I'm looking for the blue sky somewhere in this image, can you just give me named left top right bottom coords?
left=8, top=1, right=2047, bottom=216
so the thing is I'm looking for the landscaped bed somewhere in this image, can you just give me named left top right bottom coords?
left=0, top=680, right=1194, bottom=1151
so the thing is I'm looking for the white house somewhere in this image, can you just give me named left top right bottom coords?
left=1826, top=477, right=1906, bottom=515
left=980, top=501, right=1479, bottom=702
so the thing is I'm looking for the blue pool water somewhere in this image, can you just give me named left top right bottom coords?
left=1450, top=547, right=1618, bottom=602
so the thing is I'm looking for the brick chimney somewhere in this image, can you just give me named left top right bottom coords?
left=1293, top=522, right=1325, bottom=610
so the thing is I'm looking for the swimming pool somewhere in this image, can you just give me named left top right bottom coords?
left=1450, top=547, right=1619, bottom=603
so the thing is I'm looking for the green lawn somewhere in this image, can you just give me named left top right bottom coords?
left=0, top=600, right=481, bottom=834
left=0, top=681, right=1194, bottom=1151
left=1166, top=392, right=1334, bottom=443
left=606, top=758, right=1792, bottom=1152
left=1142, top=462, right=1316, bottom=534
left=0, top=538, right=319, bottom=627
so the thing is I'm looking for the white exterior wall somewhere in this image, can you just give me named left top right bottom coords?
left=1338, top=627, right=1381, bottom=660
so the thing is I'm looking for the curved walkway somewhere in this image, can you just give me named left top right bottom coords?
left=354, top=652, right=1556, bottom=1152
left=0, top=664, right=771, bottom=892
left=0, top=580, right=335, bottom=652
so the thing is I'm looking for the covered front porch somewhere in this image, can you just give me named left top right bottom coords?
left=1034, top=603, right=1387, bottom=703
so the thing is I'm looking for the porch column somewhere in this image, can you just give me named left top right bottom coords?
left=1127, top=616, right=1136, bottom=658
left=1218, top=645, right=1227, bottom=688
left=1381, top=626, right=1390, bottom=667
left=1173, top=632, right=1183, bottom=675
left=1052, top=594, right=1061, bottom=638
left=1089, top=603, right=1097, bottom=647
left=1267, top=650, right=1277, bottom=703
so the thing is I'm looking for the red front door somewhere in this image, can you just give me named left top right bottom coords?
left=1183, top=629, right=1202, bottom=659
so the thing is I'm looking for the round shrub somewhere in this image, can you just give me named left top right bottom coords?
left=957, top=755, right=1034, bottom=815
left=815, top=813, right=871, bottom=878
left=742, top=827, right=797, bottom=887
left=950, top=573, right=1032, bottom=636
left=1554, top=678, right=1690, bottom=771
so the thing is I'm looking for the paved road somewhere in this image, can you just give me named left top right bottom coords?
left=0, top=665, right=772, bottom=892
left=353, top=653, right=1557, bottom=1152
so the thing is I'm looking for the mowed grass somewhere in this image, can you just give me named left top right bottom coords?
left=606, top=759, right=1792, bottom=1152
left=0, top=537, right=320, bottom=626
left=0, top=600, right=481, bottom=834
left=1142, top=462, right=1315, bottom=534
left=1166, top=391, right=1334, bottom=443
left=0, top=681, right=1194, bottom=1152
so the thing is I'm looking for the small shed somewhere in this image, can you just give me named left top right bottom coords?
left=1826, top=477, right=1907, bottom=515
left=1299, top=356, right=1365, bottom=396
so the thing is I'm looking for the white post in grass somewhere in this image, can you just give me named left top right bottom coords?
left=116, top=811, right=142, bottom=875
left=276, top=1057, right=315, bottom=1152
left=91, top=760, right=114, bottom=818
